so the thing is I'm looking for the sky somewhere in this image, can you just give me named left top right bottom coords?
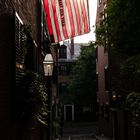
left=74, top=0, right=97, bottom=43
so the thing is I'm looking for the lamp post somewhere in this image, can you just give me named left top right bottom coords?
left=43, top=53, right=54, bottom=140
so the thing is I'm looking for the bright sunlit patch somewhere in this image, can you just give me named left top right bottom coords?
left=74, top=0, right=97, bottom=43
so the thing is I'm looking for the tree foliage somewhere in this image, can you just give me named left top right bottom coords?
left=68, top=43, right=97, bottom=104
left=16, top=71, right=48, bottom=125
left=16, top=24, right=48, bottom=125
left=98, top=0, right=140, bottom=131
left=107, top=0, right=140, bottom=57
left=95, top=0, right=140, bottom=93
left=125, top=92, right=140, bottom=128
left=106, top=0, right=140, bottom=92
left=120, top=55, right=140, bottom=93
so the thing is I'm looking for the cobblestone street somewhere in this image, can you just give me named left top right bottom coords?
left=60, top=122, right=98, bottom=140
left=60, top=122, right=111, bottom=140
left=61, top=135, right=96, bottom=140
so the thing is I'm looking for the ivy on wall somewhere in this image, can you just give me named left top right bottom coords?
left=16, top=24, right=48, bottom=125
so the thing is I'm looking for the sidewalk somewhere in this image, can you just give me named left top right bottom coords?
left=61, top=122, right=112, bottom=140
left=93, top=134, right=111, bottom=140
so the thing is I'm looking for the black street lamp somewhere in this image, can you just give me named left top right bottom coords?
left=43, top=53, right=54, bottom=140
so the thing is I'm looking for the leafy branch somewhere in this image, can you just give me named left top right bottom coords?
left=16, top=71, right=48, bottom=125
left=125, top=92, right=140, bottom=128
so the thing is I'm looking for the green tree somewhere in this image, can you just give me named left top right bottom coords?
left=68, top=42, right=97, bottom=108
left=95, top=0, right=140, bottom=94
left=16, top=25, right=48, bottom=125
left=96, top=0, right=140, bottom=136
left=16, top=71, right=48, bottom=125
left=106, top=0, right=140, bottom=93
left=125, top=92, right=140, bottom=139
left=107, top=0, right=140, bottom=57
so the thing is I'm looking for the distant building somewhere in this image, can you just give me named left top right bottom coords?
left=58, top=39, right=76, bottom=122
left=58, top=39, right=86, bottom=122
left=58, top=39, right=95, bottom=122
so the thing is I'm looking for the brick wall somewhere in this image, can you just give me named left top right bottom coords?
left=96, top=0, right=111, bottom=138
left=0, top=14, right=15, bottom=139
left=0, top=0, right=40, bottom=36
left=96, top=0, right=134, bottom=140
left=0, top=0, right=44, bottom=139
left=96, top=0, right=107, bottom=26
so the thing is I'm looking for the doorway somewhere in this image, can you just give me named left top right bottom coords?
left=64, top=104, right=74, bottom=122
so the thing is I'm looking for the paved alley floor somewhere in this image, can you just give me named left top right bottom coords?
left=61, top=122, right=98, bottom=140
left=61, top=135, right=96, bottom=140
left=62, top=122, right=99, bottom=135
left=60, top=122, right=111, bottom=140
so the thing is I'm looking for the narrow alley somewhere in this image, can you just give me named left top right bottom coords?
left=0, top=0, right=140, bottom=140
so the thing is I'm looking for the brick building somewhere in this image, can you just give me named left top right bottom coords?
left=95, top=0, right=112, bottom=138
left=95, top=0, right=135, bottom=140
left=58, top=40, right=75, bottom=122
left=58, top=39, right=85, bottom=122
left=0, top=0, right=52, bottom=139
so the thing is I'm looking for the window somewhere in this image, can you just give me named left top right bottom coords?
left=98, top=0, right=102, bottom=7
left=59, top=65, right=67, bottom=75
left=105, top=103, right=109, bottom=122
left=59, top=45, right=67, bottom=58
left=105, top=66, right=109, bottom=92
left=104, top=42, right=107, bottom=54
left=95, top=73, right=99, bottom=92
left=95, top=47, right=98, bottom=63
left=59, top=83, right=67, bottom=94
left=15, top=12, right=24, bottom=84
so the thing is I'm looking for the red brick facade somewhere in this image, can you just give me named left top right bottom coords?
left=96, top=0, right=111, bottom=137
left=96, top=0, right=135, bottom=139
left=0, top=0, right=47, bottom=139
